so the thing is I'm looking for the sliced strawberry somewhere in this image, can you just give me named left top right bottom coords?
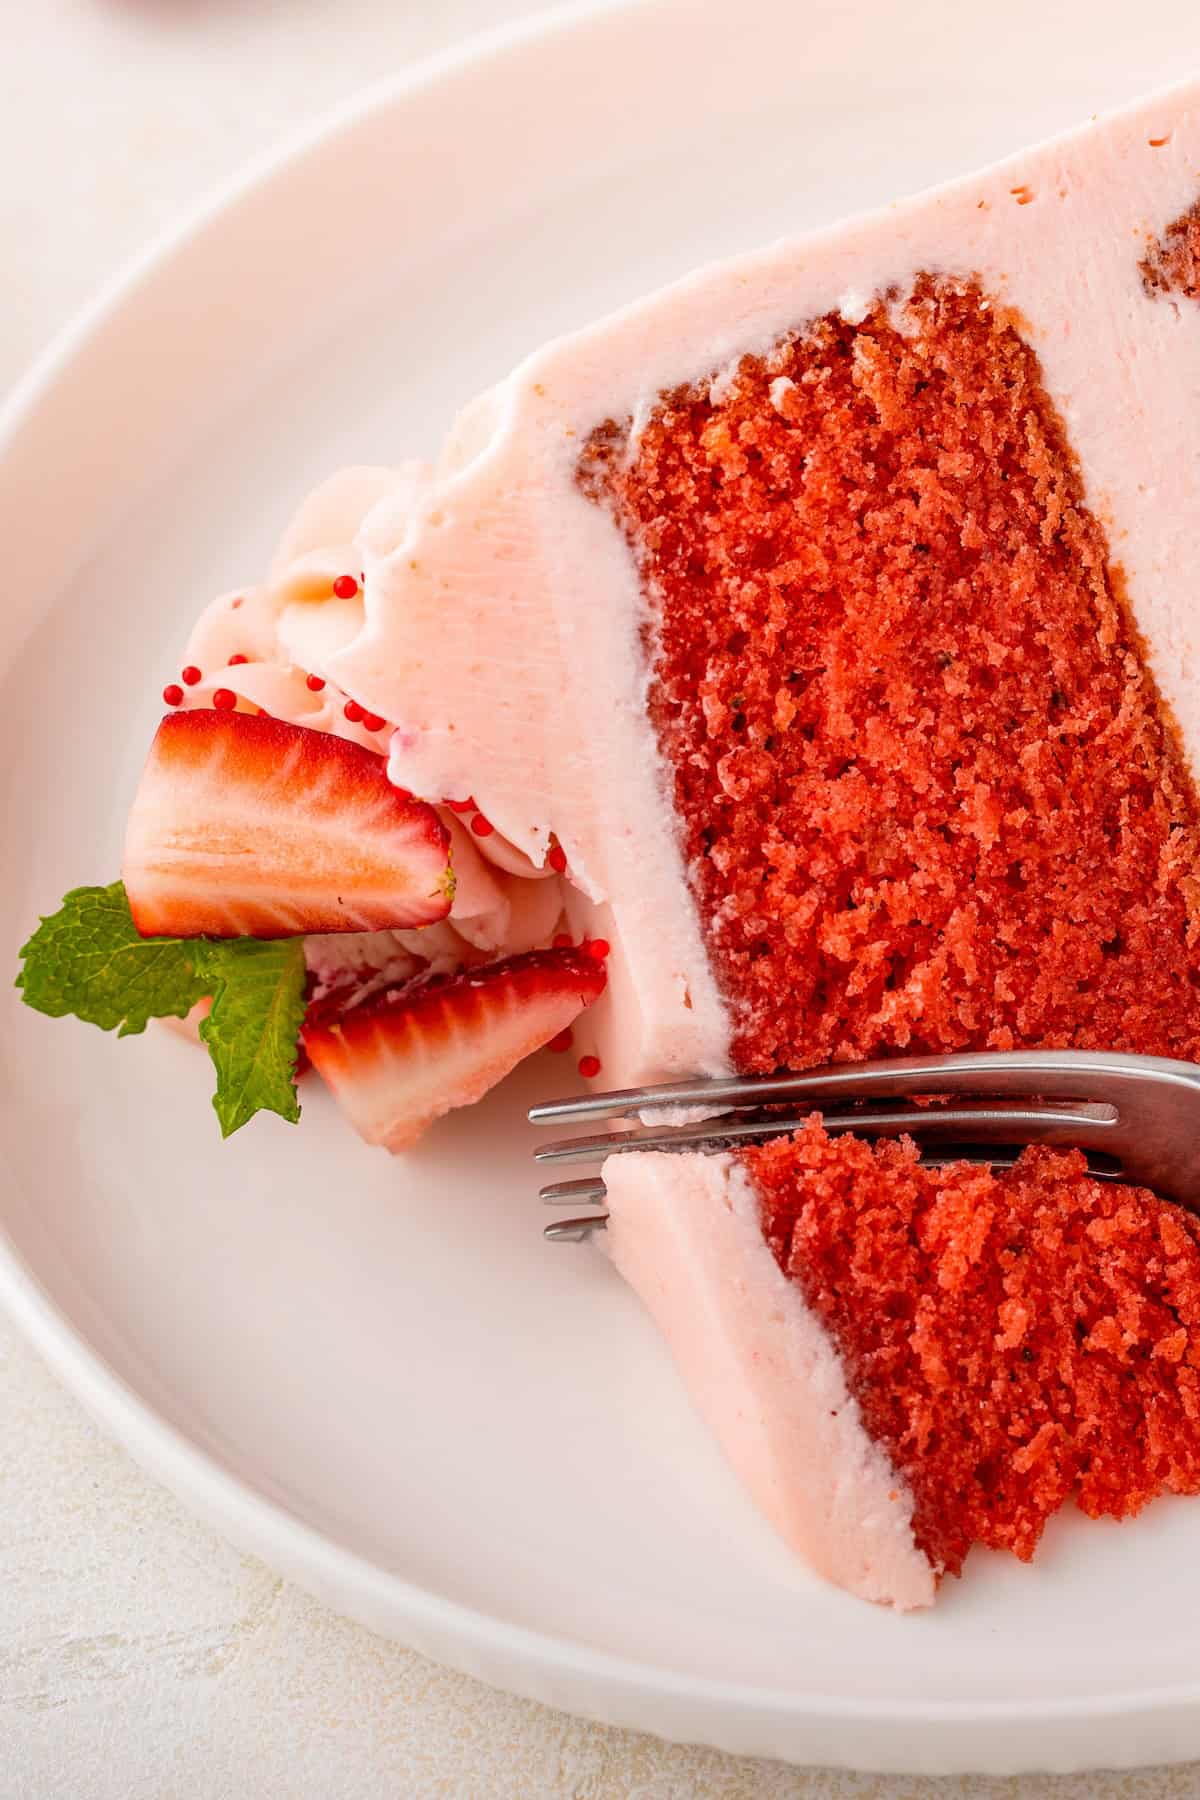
left=302, top=947, right=607, bottom=1151
left=123, top=710, right=452, bottom=938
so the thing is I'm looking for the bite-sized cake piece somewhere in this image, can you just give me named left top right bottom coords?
left=607, top=1129, right=1200, bottom=1608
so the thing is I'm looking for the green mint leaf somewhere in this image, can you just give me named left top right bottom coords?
left=197, top=937, right=307, bottom=1139
left=17, top=881, right=308, bottom=1138
left=16, top=882, right=206, bottom=1037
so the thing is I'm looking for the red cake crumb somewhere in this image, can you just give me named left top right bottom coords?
left=581, top=276, right=1200, bottom=1072
left=1141, top=198, right=1200, bottom=301
left=747, top=1123, right=1200, bottom=1577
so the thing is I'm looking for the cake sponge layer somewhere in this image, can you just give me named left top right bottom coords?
left=584, top=274, right=1200, bottom=1071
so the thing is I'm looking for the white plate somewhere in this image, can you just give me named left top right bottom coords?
left=4, top=0, right=1200, bottom=1775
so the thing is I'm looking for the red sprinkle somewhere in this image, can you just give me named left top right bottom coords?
left=553, top=932, right=573, bottom=948
left=445, top=797, right=477, bottom=814
left=548, top=1029, right=574, bottom=1053
left=227, top=652, right=248, bottom=666
left=471, top=813, right=495, bottom=837
left=547, top=843, right=568, bottom=874
left=230, top=596, right=244, bottom=610
left=305, top=673, right=326, bottom=692
left=162, top=683, right=184, bottom=707
left=578, top=1055, right=601, bottom=1079
left=181, top=665, right=202, bottom=686
left=587, top=939, right=611, bottom=961
left=344, top=700, right=365, bottom=723
left=361, top=712, right=387, bottom=732
left=332, top=574, right=360, bottom=600
left=212, top=687, right=237, bottom=710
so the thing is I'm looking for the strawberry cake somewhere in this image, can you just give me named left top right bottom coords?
left=20, top=78, right=1200, bottom=1605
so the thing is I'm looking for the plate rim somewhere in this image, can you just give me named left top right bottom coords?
left=4, top=0, right=1200, bottom=1771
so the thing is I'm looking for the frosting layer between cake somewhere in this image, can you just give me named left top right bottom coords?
left=604, top=1149, right=935, bottom=1610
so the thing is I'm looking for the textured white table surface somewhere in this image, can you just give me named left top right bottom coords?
left=1, top=4, right=1195, bottom=1795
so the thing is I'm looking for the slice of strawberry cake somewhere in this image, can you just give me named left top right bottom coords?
left=20, top=78, right=1200, bottom=1604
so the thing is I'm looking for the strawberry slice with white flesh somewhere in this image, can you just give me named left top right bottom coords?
left=302, top=948, right=607, bottom=1151
left=123, top=711, right=453, bottom=938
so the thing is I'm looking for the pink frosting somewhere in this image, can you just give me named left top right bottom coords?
left=604, top=1151, right=935, bottom=1610
left=180, top=467, right=570, bottom=981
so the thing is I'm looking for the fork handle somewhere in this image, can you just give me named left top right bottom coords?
left=528, top=1049, right=1200, bottom=1124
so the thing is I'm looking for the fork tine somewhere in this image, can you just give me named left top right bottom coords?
left=528, top=1048, right=1184, bottom=1125
left=543, top=1216, right=609, bottom=1242
left=539, top=1144, right=1127, bottom=1240
left=533, top=1098, right=1118, bottom=1165
left=540, top=1176, right=609, bottom=1207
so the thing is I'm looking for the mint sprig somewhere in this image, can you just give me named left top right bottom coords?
left=199, top=937, right=305, bottom=1138
left=16, top=881, right=206, bottom=1035
left=17, top=882, right=307, bottom=1137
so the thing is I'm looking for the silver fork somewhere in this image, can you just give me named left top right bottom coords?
left=529, top=1049, right=1200, bottom=1241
